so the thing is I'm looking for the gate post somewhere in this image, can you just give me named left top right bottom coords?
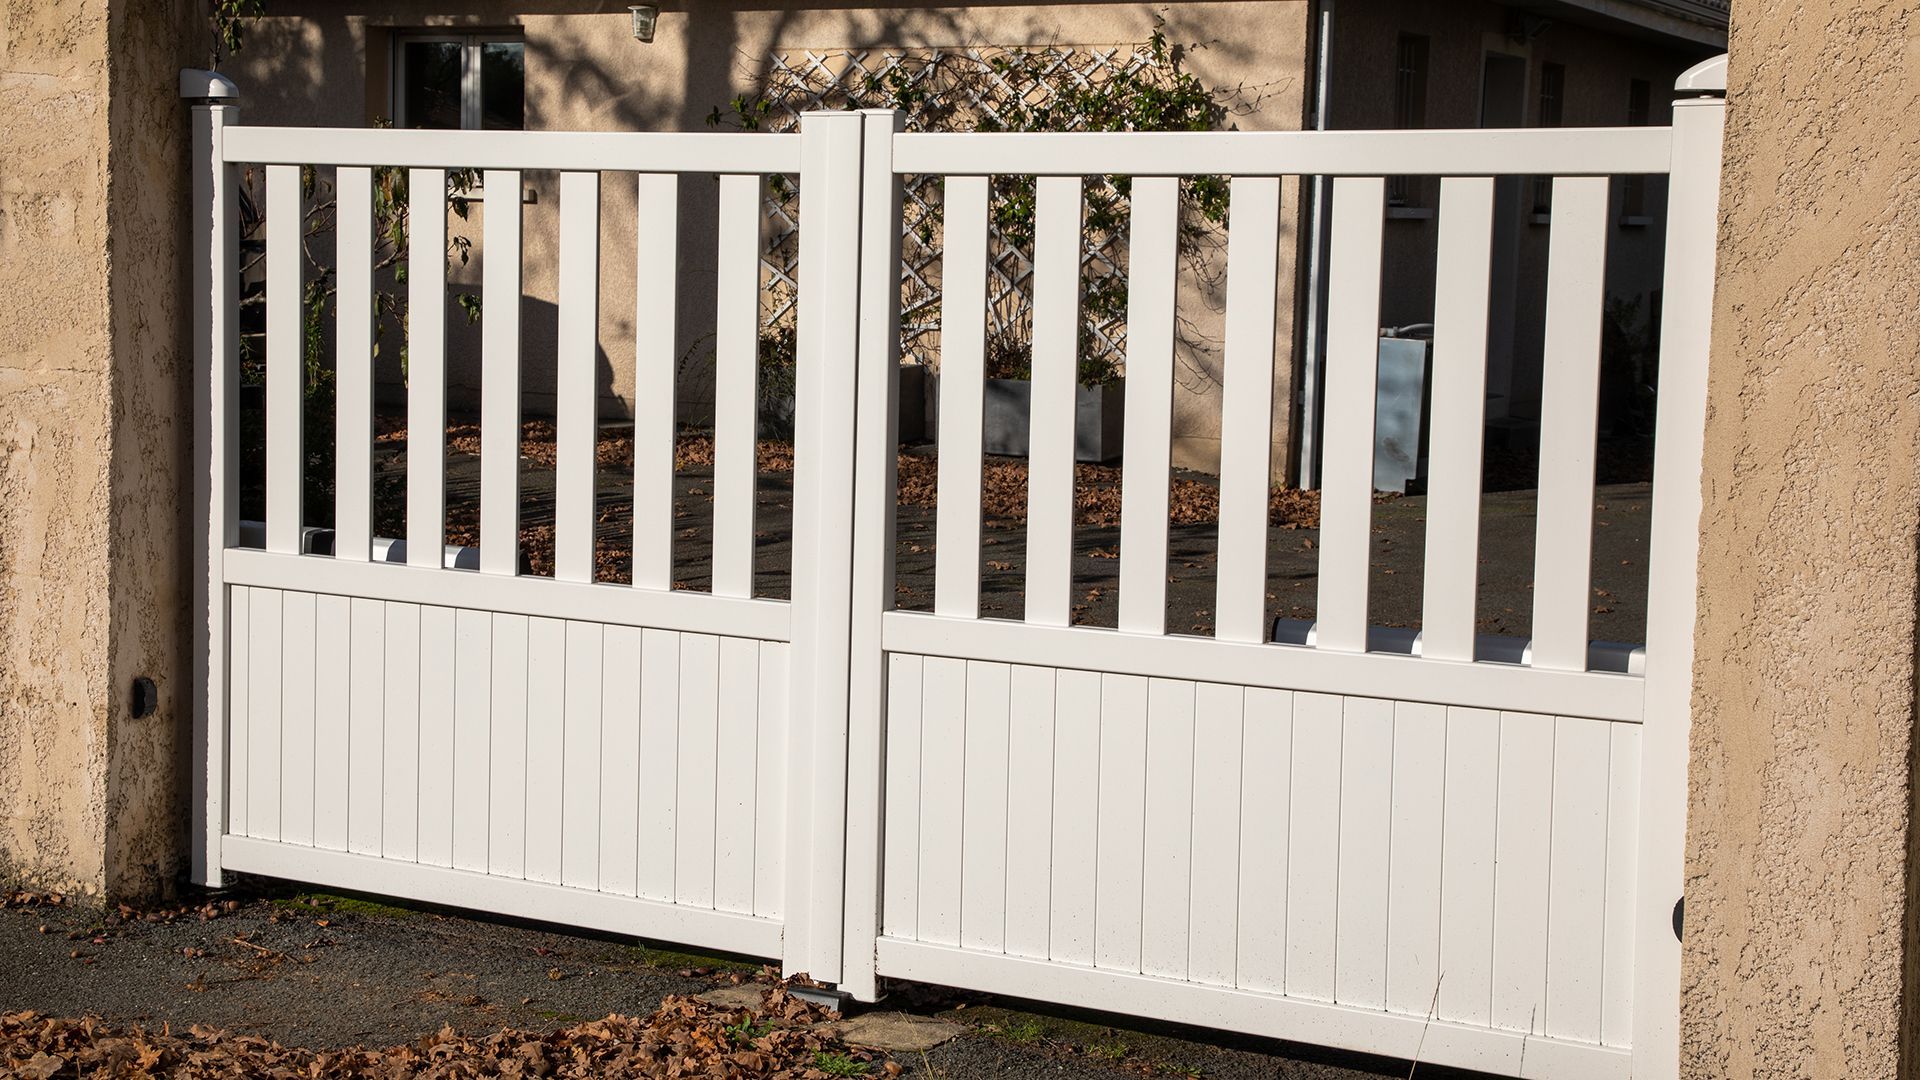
left=184, top=69, right=241, bottom=889
left=1634, top=56, right=1725, bottom=1080
left=785, top=109, right=866, bottom=984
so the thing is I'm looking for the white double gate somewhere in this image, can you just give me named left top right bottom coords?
left=189, top=66, right=1724, bottom=1079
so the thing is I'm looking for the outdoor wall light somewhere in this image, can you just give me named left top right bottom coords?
left=629, top=5, right=660, bottom=43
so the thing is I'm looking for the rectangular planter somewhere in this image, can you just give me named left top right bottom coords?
left=925, top=375, right=1125, bottom=463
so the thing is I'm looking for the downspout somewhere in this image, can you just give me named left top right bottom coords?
left=1296, top=0, right=1335, bottom=488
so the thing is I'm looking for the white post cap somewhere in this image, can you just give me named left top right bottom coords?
left=1675, top=54, right=1727, bottom=94
left=180, top=68, right=241, bottom=102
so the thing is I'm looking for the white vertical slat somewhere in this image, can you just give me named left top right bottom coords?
left=934, top=175, right=990, bottom=618
left=555, top=171, right=600, bottom=584
left=598, top=625, right=644, bottom=896
left=416, top=605, right=456, bottom=867
left=1439, top=706, right=1501, bottom=1024
left=561, top=620, right=604, bottom=889
left=1530, top=176, right=1611, bottom=671
left=1049, top=668, right=1103, bottom=965
left=1004, top=664, right=1058, bottom=958
left=479, top=168, right=523, bottom=576
left=1189, top=683, right=1245, bottom=986
left=1546, top=715, right=1613, bottom=1042
left=1237, top=686, right=1294, bottom=992
left=1386, top=701, right=1447, bottom=1015
left=1286, top=691, right=1344, bottom=999
left=1602, top=721, right=1642, bottom=1047
left=347, top=596, right=385, bottom=855
left=523, top=616, right=567, bottom=884
left=451, top=608, right=492, bottom=872
left=334, top=166, right=374, bottom=562
left=381, top=602, right=421, bottom=861
left=1116, top=177, right=1181, bottom=635
left=280, top=591, right=316, bottom=846
left=1142, top=678, right=1197, bottom=979
left=265, top=166, right=303, bottom=554
left=1025, top=176, right=1084, bottom=627
left=712, top=173, right=761, bottom=598
left=313, top=594, right=350, bottom=850
left=246, top=587, right=283, bottom=839
left=754, top=642, right=788, bottom=920
left=407, top=169, right=447, bottom=569
left=714, top=636, right=760, bottom=913
left=1095, top=673, right=1150, bottom=971
left=1315, top=177, right=1387, bottom=652
left=882, top=654, right=926, bottom=939
left=1215, top=176, right=1284, bottom=644
left=676, top=632, right=721, bottom=907
left=228, top=586, right=250, bottom=838
left=1334, top=695, right=1394, bottom=1008
left=1492, top=711, right=1557, bottom=1033
left=637, top=628, right=681, bottom=900
left=488, top=613, right=530, bottom=878
left=1420, top=177, right=1497, bottom=661
left=960, top=661, right=1012, bottom=952
left=632, top=173, right=680, bottom=590
left=917, top=656, right=968, bottom=945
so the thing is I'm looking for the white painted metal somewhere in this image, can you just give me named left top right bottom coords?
left=555, top=171, right=600, bottom=584
left=632, top=173, right=680, bottom=590
left=265, top=165, right=303, bottom=555
left=335, top=167, right=374, bottom=564
left=713, top=173, right=761, bottom=598
left=479, top=169, right=523, bottom=576
left=407, top=170, right=448, bottom=570
left=934, top=175, right=990, bottom=618
left=1025, top=176, right=1083, bottom=627
left=1116, top=178, right=1180, bottom=635
left=1315, top=177, right=1386, bottom=652
left=1214, top=177, right=1284, bottom=644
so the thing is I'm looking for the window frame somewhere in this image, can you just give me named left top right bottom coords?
left=391, top=30, right=526, bottom=131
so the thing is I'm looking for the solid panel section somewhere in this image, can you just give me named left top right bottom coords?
left=1142, top=678, right=1197, bottom=979
left=280, top=591, right=316, bottom=846
left=1095, top=673, right=1150, bottom=971
left=488, top=613, right=530, bottom=878
left=1004, top=665, right=1058, bottom=958
left=382, top=602, right=422, bottom=861
left=637, top=628, right=681, bottom=901
left=523, top=616, right=567, bottom=884
left=934, top=175, right=989, bottom=618
left=313, top=593, right=351, bottom=850
left=1315, top=178, right=1386, bottom=652
left=1236, top=687, right=1293, bottom=992
left=246, top=587, right=284, bottom=839
left=960, top=661, right=1013, bottom=952
left=917, top=656, right=968, bottom=946
left=1492, top=711, right=1557, bottom=1034
left=1335, top=696, right=1394, bottom=1008
left=1386, top=701, right=1448, bottom=1016
left=1116, top=177, right=1180, bottom=635
left=1286, top=692, right=1344, bottom=999
left=1049, top=668, right=1103, bottom=965
left=714, top=636, right=761, bottom=913
left=712, top=173, right=761, bottom=598
left=562, top=620, right=605, bottom=889
left=599, top=625, right=644, bottom=897
left=1025, top=176, right=1083, bottom=627
left=632, top=172, right=680, bottom=590
left=1602, top=722, right=1641, bottom=1047
left=407, top=169, right=447, bottom=568
left=334, top=167, right=374, bottom=562
left=451, top=608, right=493, bottom=872
left=1439, top=707, right=1501, bottom=1024
left=479, top=169, right=523, bottom=576
left=554, top=171, right=600, bottom=584
left=1189, top=683, right=1245, bottom=987
left=882, top=654, right=925, bottom=940
left=1215, top=176, right=1283, bottom=644
left=417, top=604, right=457, bottom=868
left=347, top=596, right=385, bottom=855
left=754, top=643, right=788, bottom=920
left=1546, top=715, right=1613, bottom=1042
left=228, top=587, right=250, bottom=839
left=676, top=633, right=722, bottom=907
left=264, top=166, right=302, bottom=554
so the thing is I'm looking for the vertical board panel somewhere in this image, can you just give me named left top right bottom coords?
left=334, top=167, right=374, bottom=562
left=632, top=173, right=680, bottom=590
left=934, top=176, right=989, bottom=618
left=1438, top=706, right=1501, bottom=1024
left=598, top=625, right=644, bottom=897
left=637, top=628, right=681, bottom=901
left=712, top=173, right=761, bottom=598
left=1530, top=177, right=1611, bottom=671
left=1115, top=177, right=1181, bottom=635
left=479, top=169, right=523, bottom=576
left=1004, top=665, right=1058, bottom=958
left=554, top=171, right=600, bottom=585
left=1492, top=711, right=1556, bottom=1033
left=280, top=591, right=316, bottom=845
left=754, top=643, right=788, bottom=919
left=1386, top=701, right=1448, bottom=1015
left=488, top=613, right=530, bottom=878
left=451, top=608, right=492, bottom=872
left=1546, top=716, right=1612, bottom=1041
left=561, top=620, right=604, bottom=889
left=882, top=654, right=925, bottom=940
left=1286, top=691, right=1344, bottom=999
left=714, top=636, right=761, bottom=913
left=1189, top=683, right=1245, bottom=987
left=1142, top=678, right=1197, bottom=979
left=246, top=587, right=283, bottom=839
left=382, top=602, right=421, bottom=861
left=1315, top=178, right=1387, bottom=652
left=229, top=586, right=250, bottom=838
left=523, top=617, right=567, bottom=884
left=313, top=594, right=351, bottom=851
left=347, top=597, right=385, bottom=855
left=1236, top=687, right=1294, bottom=992
left=1095, top=674, right=1149, bottom=971
left=1024, top=176, right=1083, bottom=627
left=676, top=633, right=721, bottom=907
left=917, top=656, right=968, bottom=945
left=264, top=166, right=303, bottom=554
left=1335, top=696, right=1394, bottom=1007
left=1602, top=722, right=1641, bottom=1047
left=1215, top=176, right=1283, bottom=644
left=407, top=169, right=447, bottom=568
left=960, top=661, right=1012, bottom=952
left=1049, top=668, right=1103, bottom=965
left=416, top=605, right=457, bottom=867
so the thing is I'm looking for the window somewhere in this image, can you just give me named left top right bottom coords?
left=1533, top=63, right=1565, bottom=214
left=1388, top=33, right=1430, bottom=207
left=395, top=34, right=525, bottom=130
left=1621, top=78, right=1652, bottom=220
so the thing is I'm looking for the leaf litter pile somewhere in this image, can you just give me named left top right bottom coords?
left=1, top=984, right=894, bottom=1079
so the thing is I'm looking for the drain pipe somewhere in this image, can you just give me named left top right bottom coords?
left=1296, top=0, right=1335, bottom=489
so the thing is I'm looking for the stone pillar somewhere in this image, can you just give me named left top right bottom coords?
left=0, top=0, right=200, bottom=901
left=1681, top=1, right=1920, bottom=1075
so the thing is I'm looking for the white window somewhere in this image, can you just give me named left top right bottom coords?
left=394, top=33, right=525, bottom=130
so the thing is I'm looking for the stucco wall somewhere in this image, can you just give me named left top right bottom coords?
left=1680, top=1, right=1920, bottom=1075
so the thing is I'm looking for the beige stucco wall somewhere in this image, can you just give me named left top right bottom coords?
left=0, top=0, right=196, bottom=900
left=1680, top=1, right=1920, bottom=1076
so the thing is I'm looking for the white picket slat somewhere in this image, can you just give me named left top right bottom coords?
left=280, top=591, right=316, bottom=846
left=917, top=656, right=967, bottom=945
left=555, top=171, right=600, bottom=584
left=1315, top=178, right=1386, bottom=653
left=1004, top=665, right=1057, bottom=958
left=247, top=587, right=283, bottom=839
left=347, top=597, right=385, bottom=855
left=637, top=628, right=682, bottom=901
left=633, top=173, right=680, bottom=590
left=1116, top=177, right=1180, bottom=635
left=599, top=625, right=644, bottom=896
left=1237, top=687, right=1293, bottom=993
left=1095, top=673, right=1149, bottom=971
left=1438, top=707, right=1501, bottom=1025
left=417, top=605, right=457, bottom=868
left=1025, top=176, right=1083, bottom=627
left=407, top=169, right=447, bottom=568
left=382, top=602, right=421, bottom=861
left=960, top=661, right=1012, bottom=952
left=1385, top=702, right=1447, bottom=1016
left=1492, top=711, right=1556, bottom=1034
left=1286, top=692, right=1343, bottom=999
left=715, top=636, right=760, bottom=913
left=313, top=594, right=351, bottom=851
left=265, top=166, right=302, bottom=554
left=882, top=653, right=925, bottom=939
left=1142, top=678, right=1197, bottom=980
left=451, top=608, right=493, bottom=872
left=488, top=613, right=530, bottom=878
left=934, top=176, right=989, bottom=618
left=713, top=173, right=761, bottom=598
left=479, top=169, right=523, bottom=577
left=562, top=620, right=604, bottom=889
left=523, top=617, right=566, bottom=884
left=334, top=167, right=374, bottom=562
left=1215, top=176, right=1283, bottom=644
left=676, top=633, right=721, bottom=907
left=1048, top=668, right=1103, bottom=965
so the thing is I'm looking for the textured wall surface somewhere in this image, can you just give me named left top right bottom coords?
left=1681, top=1, right=1920, bottom=1076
